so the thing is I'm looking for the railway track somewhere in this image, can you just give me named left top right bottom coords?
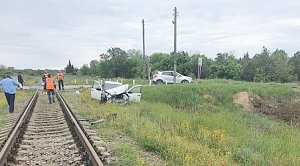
left=0, top=90, right=105, bottom=166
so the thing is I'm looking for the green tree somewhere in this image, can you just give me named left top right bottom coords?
left=268, top=49, right=293, bottom=82
left=65, top=60, right=75, bottom=74
left=211, top=53, right=241, bottom=80
left=176, top=51, right=191, bottom=76
left=149, top=52, right=171, bottom=72
left=126, top=49, right=143, bottom=78
left=107, top=47, right=128, bottom=77
left=251, top=47, right=272, bottom=82
left=89, top=60, right=100, bottom=76
left=240, top=52, right=254, bottom=81
left=80, top=64, right=90, bottom=75
left=288, top=51, right=300, bottom=81
left=98, top=52, right=113, bottom=78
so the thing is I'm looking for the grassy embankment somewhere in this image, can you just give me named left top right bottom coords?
left=0, top=90, right=33, bottom=127
left=64, top=80, right=300, bottom=166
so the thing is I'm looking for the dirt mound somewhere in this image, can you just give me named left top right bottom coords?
left=234, top=91, right=300, bottom=127
left=233, top=92, right=254, bottom=112
left=254, top=97, right=300, bottom=126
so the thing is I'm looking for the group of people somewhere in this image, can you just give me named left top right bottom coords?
left=0, top=70, right=65, bottom=113
left=42, top=70, right=65, bottom=104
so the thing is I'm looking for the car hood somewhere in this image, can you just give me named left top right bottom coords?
left=105, top=84, right=129, bottom=95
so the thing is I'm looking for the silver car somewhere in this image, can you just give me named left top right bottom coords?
left=152, top=71, right=192, bottom=84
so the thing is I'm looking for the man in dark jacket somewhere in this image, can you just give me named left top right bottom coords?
left=17, top=72, right=25, bottom=90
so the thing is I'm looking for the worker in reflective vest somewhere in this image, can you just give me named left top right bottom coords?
left=56, top=70, right=64, bottom=91
left=44, top=73, right=56, bottom=104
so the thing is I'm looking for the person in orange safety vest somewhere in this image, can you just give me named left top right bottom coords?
left=44, top=73, right=56, bottom=104
left=56, top=70, right=64, bottom=91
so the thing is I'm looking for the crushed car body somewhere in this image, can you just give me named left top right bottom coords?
left=91, top=80, right=142, bottom=103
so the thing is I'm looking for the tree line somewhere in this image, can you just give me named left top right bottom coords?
left=0, top=60, right=77, bottom=78
left=79, top=47, right=300, bottom=83
left=1, top=46, right=300, bottom=83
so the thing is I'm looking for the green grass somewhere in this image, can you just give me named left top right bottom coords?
left=0, top=90, right=34, bottom=127
left=63, top=80, right=300, bottom=166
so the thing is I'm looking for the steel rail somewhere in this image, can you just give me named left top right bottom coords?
left=0, top=90, right=39, bottom=166
left=57, top=92, right=104, bottom=166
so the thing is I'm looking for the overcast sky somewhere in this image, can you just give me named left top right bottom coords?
left=0, top=0, right=300, bottom=69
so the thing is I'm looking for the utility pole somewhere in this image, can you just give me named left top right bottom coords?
left=142, top=19, right=146, bottom=83
left=173, top=7, right=178, bottom=84
left=198, top=58, right=202, bottom=83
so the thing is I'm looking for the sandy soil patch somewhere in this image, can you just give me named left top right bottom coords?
left=233, top=92, right=254, bottom=112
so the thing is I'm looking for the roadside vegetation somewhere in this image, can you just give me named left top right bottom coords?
left=63, top=80, right=300, bottom=166
left=2, top=46, right=300, bottom=85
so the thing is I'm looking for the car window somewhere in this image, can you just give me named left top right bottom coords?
left=176, top=72, right=182, bottom=77
left=129, top=86, right=141, bottom=93
left=103, top=83, right=122, bottom=90
left=162, top=72, right=172, bottom=76
left=93, top=82, right=101, bottom=89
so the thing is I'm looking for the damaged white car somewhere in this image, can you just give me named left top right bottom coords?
left=91, top=80, right=142, bottom=103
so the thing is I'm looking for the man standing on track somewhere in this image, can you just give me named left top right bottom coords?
left=56, top=70, right=64, bottom=91
left=41, top=69, right=49, bottom=94
left=0, top=74, right=19, bottom=113
left=44, top=73, right=56, bottom=104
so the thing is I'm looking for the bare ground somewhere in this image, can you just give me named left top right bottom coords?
left=233, top=92, right=300, bottom=127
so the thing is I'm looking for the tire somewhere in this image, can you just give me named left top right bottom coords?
left=181, top=80, right=189, bottom=83
left=156, top=79, right=164, bottom=85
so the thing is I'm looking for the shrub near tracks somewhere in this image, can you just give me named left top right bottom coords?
left=65, top=80, right=300, bottom=165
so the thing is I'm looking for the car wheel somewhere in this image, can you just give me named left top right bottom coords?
left=181, top=80, right=189, bottom=83
left=156, top=79, right=164, bottom=84
left=122, top=93, right=129, bottom=101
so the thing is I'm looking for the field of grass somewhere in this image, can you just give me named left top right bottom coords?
left=64, top=80, right=300, bottom=165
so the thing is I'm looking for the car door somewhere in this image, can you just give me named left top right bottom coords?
left=162, top=71, right=173, bottom=83
left=176, top=72, right=183, bottom=83
left=91, top=81, right=102, bottom=100
left=127, top=85, right=142, bottom=102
